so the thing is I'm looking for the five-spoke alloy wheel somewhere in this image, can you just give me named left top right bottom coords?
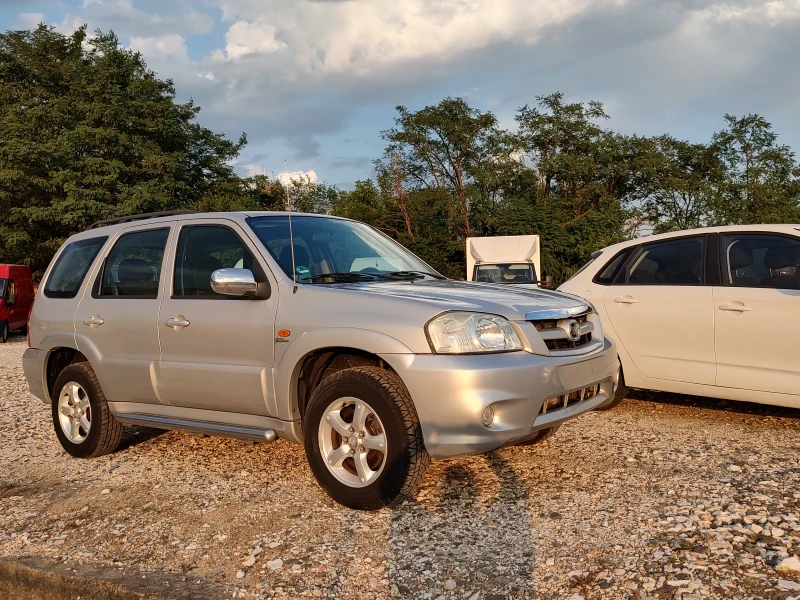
left=52, top=362, right=124, bottom=458
left=304, top=367, right=429, bottom=510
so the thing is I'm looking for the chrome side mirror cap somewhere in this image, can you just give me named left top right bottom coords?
left=210, top=268, right=260, bottom=297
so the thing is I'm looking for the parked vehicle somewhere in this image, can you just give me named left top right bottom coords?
left=0, top=264, right=35, bottom=343
left=559, top=225, right=800, bottom=410
left=23, top=210, right=617, bottom=509
left=467, top=235, right=551, bottom=288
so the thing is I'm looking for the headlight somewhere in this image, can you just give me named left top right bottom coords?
left=426, top=312, right=523, bottom=354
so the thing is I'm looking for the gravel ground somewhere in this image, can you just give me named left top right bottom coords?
left=2, top=336, right=800, bottom=600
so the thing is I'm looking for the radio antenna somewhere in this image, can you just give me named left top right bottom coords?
left=284, top=160, right=298, bottom=294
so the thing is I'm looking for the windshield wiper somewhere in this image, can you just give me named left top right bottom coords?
left=300, top=272, right=377, bottom=282
left=383, top=270, right=445, bottom=280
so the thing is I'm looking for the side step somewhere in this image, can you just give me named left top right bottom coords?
left=116, top=413, right=277, bottom=443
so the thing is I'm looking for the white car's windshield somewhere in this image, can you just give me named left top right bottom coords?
left=247, top=215, right=443, bottom=283
left=474, top=263, right=537, bottom=284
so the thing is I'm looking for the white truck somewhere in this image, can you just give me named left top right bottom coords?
left=466, top=235, right=548, bottom=288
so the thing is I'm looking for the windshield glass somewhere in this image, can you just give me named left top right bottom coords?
left=473, top=263, right=537, bottom=284
left=0, top=279, right=6, bottom=299
left=247, top=216, right=441, bottom=283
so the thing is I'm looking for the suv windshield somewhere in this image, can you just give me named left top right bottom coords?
left=247, top=215, right=442, bottom=283
left=474, top=263, right=537, bottom=284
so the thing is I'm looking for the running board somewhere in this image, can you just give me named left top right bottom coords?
left=116, top=413, right=277, bottom=443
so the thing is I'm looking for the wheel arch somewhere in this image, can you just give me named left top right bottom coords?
left=274, top=328, right=414, bottom=423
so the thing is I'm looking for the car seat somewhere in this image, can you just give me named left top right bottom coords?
left=190, top=255, right=223, bottom=295
left=762, top=246, right=800, bottom=289
left=727, top=245, right=759, bottom=286
left=279, top=245, right=312, bottom=278
left=117, top=258, right=156, bottom=296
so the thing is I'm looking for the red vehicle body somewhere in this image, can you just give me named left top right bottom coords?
left=0, top=264, right=35, bottom=343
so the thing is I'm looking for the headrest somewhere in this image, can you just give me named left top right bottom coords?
left=279, top=245, right=311, bottom=275
left=728, top=245, right=752, bottom=270
left=764, top=246, right=800, bottom=270
left=117, top=259, right=152, bottom=284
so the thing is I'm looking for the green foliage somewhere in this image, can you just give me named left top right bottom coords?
left=0, top=25, right=244, bottom=276
left=2, top=24, right=799, bottom=285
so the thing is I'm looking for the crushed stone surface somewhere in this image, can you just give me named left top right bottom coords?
left=2, top=336, right=800, bottom=599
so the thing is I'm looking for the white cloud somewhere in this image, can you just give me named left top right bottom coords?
left=130, top=34, right=190, bottom=61
left=15, top=13, right=45, bottom=29
left=224, top=21, right=286, bottom=59
left=277, top=170, right=319, bottom=185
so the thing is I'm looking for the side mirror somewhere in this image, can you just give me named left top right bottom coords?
left=6, top=293, right=17, bottom=306
left=210, top=268, right=268, bottom=298
left=540, top=275, right=554, bottom=290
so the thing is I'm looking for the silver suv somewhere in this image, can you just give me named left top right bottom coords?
left=23, top=211, right=618, bottom=509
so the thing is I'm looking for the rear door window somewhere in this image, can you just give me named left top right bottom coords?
left=44, top=237, right=108, bottom=298
left=97, top=229, right=170, bottom=298
left=624, top=236, right=705, bottom=285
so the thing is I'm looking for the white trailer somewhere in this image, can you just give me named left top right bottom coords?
left=466, top=235, right=542, bottom=287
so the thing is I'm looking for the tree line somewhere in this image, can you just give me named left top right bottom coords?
left=2, top=26, right=799, bottom=281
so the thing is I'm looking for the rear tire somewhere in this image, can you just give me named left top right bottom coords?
left=0, top=321, right=8, bottom=343
left=304, top=366, right=430, bottom=510
left=52, top=362, right=124, bottom=458
left=596, top=363, right=628, bottom=411
left=18, top=324, right=27, bottom=336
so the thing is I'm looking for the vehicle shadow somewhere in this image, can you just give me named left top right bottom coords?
left=388, top=451, right=535, bottom=599
left=116, top=425, right=168, bottom=451
left=625, top=388, right=800, bottom=420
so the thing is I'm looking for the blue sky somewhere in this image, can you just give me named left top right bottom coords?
left=3, top=0, right=800, bottom=189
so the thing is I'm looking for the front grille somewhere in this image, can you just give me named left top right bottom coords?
left=530, top=312, right=595, bottom=352
left=544, top=333, right=592, bottom=351
left=539, top=383, right=601, bottom=416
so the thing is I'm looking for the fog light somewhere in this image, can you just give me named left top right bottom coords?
left=481, top=405, right=495, bottom=428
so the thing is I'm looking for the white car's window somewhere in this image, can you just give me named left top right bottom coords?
left=721, top=234, right=800, bottom=289
left=624, top=237, right=705, bottom=285
left=98, top=229, right=169, bottom=299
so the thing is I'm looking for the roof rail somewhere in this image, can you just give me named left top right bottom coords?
left=90, top=210, right=198, bottom=229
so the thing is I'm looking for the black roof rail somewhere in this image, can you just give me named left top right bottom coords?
left=90, top=210, right=198, bottom=229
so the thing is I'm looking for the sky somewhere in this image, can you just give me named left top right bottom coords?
left=2, top=0, right=800, bottom=189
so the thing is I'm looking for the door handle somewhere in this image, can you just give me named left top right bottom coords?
left=718, top=304, right=752, bottom=313
left=613, top=296, right=638, bottom=304
left=165, top=316, right=190, bottom=330
left=82, top=315, right=105, bottom=328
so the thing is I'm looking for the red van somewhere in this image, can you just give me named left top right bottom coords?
left=0, top=264, right=35, bottom=343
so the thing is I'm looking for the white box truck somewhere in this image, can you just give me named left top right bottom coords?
left=466, top=235, right=547, bottom=288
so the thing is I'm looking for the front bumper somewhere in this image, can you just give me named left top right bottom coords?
left=382, top=338, right=617, bottom=459
left=22, top=347, right=47, bottom=402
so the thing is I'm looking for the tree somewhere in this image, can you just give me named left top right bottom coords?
left=640, top=136, right=723, bottom=234
left=0, top=25, right=245, bottom=276
left=381, top=98, right=498, bottom=237
left=711, top=114, right=800, bottom=225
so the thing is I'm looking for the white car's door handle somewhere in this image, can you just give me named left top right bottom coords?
left=165, top=316, right=190, bottom=330
left=613, top=296, right=638, bottom=304
left=718, top=304, right=752, bottom=312
left=82, top=315, right=105, bottom=328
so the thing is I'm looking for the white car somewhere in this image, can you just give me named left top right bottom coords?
left=559, top=225, right=800, bottom=410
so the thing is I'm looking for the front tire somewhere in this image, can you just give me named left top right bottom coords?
left=304, top=366, right=430, bottom=510
left=0, top=321, right=8, bottom=343
left=52, top=362, right=124, bottom=458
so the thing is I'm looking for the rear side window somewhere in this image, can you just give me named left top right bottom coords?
left=624, top=236, right=705, bottom=286
left=44, top=237, right=108, bottom=299
left=97, top=229, right=169, bottom=298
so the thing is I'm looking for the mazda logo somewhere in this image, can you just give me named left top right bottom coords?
left=567, top=319, right=581, bottom=341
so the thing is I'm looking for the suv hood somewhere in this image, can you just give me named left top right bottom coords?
left=345, top=279, right=589, bottom=321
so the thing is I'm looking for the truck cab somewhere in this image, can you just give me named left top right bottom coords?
left=0, top=264, right=35, bottom=343
left=466, top=235, right=544, bottom=288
